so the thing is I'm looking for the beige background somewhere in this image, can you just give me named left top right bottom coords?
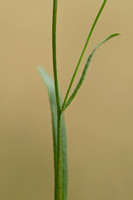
left=0, top=0, right=133, bottom=199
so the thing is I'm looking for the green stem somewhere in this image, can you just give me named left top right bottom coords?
left=62, top=0, right=107, bottom=109
left=52, top=0, right=63, bottom=200
left=52, top=0, right=60, bottom=111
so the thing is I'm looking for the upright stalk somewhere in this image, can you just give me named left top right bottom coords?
left=52, top=0, right=60, bottom=110
left=52, top=0, right=62, bottom=200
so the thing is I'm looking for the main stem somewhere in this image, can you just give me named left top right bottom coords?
left=52, top=0, right=60, bottom=110
left=52, top=0, right=62, bottom=200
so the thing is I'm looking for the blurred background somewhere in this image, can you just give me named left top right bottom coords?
left=0, top=0, right=133, bottom=199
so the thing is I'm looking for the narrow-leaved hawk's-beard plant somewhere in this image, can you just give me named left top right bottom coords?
left=38, top=0, right=120, bottom=200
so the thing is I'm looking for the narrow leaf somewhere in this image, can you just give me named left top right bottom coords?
left=62, top=33, right=120, bottom=112
left=38, top=67, right=68, bottom=200
left=62, top=0, right=108, bottom=108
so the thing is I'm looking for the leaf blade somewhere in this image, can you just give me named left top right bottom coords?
left=62, top=33, right=120, bottom=111
left=38, top=67, right=68, bottom=200
left=62, top=0, right=108, bottom=108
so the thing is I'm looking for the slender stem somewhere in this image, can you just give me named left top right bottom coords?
left=52, top=1, right=63, bottom=200
left=52, top=0, right=60, bottom=111
left=62, top=0, right=107, bottom=109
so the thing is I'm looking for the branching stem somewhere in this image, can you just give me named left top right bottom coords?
left=52, top=0, right=62, bottom=200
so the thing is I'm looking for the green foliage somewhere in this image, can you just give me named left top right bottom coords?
left=38, top=67, right=68, bottom=200
left=38, top=0, right=120, bottom=199
left=62, top=33, right=120, bottom=112
left=62, top=0, right=108, bottom=108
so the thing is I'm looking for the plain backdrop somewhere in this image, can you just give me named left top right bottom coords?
left=0, top=0, right=133, bottom=199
